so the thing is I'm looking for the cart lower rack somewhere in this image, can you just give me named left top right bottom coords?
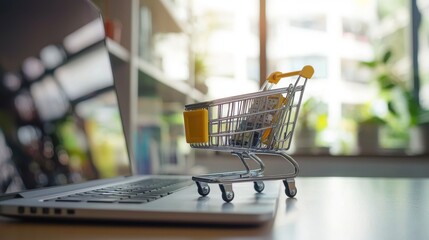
left=183, top=65, right=314, bottom=202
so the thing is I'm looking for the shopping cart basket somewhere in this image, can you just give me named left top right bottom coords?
left=183, top=65, right=314, bottom=202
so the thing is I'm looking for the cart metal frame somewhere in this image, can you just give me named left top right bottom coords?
left=183, top=66, right=314, bottom=202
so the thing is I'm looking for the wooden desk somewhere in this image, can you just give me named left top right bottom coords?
left=1, top=177, right=428, bottom=239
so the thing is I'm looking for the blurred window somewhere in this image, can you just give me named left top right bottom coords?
left=191, top=0, right=260, bottom=99
left=190, top=0, right=423, bottom=155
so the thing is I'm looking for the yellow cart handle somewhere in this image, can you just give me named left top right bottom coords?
left=266, top=65, right=314, bottom=84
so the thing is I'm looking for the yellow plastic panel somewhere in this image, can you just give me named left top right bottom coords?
left=183, top=109, right=209, bottom=143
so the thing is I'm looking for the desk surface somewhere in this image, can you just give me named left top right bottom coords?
left=1, top=177, right=428, bottom=240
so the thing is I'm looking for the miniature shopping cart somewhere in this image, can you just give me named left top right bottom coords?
left=183, top=65, right=314, bottom=202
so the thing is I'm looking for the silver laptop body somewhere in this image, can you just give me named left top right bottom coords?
left=0, top=0, right=280, bottom=225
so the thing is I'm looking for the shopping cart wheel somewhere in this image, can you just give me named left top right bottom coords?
left=196, top=182, right=210, bottom=196
left=253, top=181, right=265, bottom=193
left=219, top=184, right=234, bottom=202
left=283, top=178, right=297, bottom=198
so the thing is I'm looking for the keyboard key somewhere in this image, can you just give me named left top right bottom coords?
left=55, top=198, right=82, bottom=202
left=118, top=199, right=148, bottom=204
left=87, top=198, right=118, bottom=203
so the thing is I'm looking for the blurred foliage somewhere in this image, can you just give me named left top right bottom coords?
left=360, top=49, right=420, bottom=129
left=299, top=97, right=328, bottom=132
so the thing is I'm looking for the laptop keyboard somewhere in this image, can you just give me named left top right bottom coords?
left=48, top=178, right=193, bottom=204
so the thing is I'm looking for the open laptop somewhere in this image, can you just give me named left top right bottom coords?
left=0, top=0, right=280, bottom=225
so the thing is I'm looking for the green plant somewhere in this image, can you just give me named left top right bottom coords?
left=357, top=102, right=386, bottom=125
left=194, top=53, right=207, bottom=83
left=298, top=97, right=328, bottom=132
left=360, top=49, right=420, bottom=130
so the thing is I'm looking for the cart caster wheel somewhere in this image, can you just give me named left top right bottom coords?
left=253, top=181, right=265, bottom=193
left=219, top=184, right=234, bottom=202
left=283, top=178, right=297, bottom=198
left=222, top=191, right=234, bottom=202
left=196, top=182, right=210, bottom=197
left=285, top=186, right=297, bottom=198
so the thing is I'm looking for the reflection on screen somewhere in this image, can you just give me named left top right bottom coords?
left=30, top=76, right=70, bottom=121
left=55, top=45, right=114, bottom=101
left=0, top=0, right=131, bottom=194
left=75, top=91, right=129, bottom=178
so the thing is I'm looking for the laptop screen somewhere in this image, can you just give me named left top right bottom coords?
left=0, top=0, right=131, bottom=194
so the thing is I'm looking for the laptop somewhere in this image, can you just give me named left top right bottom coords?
left=0, top=0, right=280, bottom=225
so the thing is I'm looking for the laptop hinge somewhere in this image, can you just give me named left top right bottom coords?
left=0, top=193, right=24, bottom=201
